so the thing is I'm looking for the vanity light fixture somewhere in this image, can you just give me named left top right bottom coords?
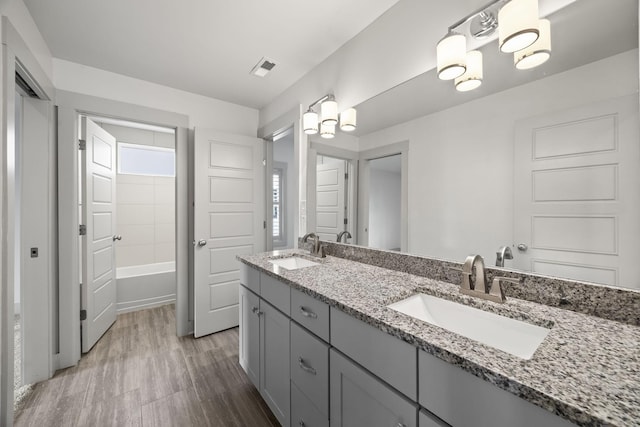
left=455, top=50, right=483, bottom=92
left=303, top=94, right=357, bottom=135
left=514, top=19, right=551, bottom=70
left=436, top=0, right=551, bottom=92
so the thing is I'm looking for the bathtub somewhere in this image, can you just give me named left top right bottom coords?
left=116, top=261, right=176, bottom=313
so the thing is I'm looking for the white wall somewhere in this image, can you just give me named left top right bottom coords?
left=53, top=59, right=259, bottom=135
left=359, top=50, right=639, bottom=264
left=369, top=168, right=401, bottom=250
left=100, top=123, right=176, bottom=268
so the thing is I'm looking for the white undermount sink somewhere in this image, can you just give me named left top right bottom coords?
left=269, top=256, right=320, bottom=270
left=387, top=294, right=551, bottom=359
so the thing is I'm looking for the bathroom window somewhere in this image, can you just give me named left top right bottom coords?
left=118, top=143, right=175, bottom=177
left=272, top=166, right=286, bottom=246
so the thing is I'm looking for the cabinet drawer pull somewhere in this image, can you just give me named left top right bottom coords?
left=299, top=306, right=318, bottom=319
left=251, top=306, right=263, bottom=316
left=396, top=424, right=406, bottom=427
left=298, top=357, right=317, bottom=375
left=298, top=420, right=306, bottom=427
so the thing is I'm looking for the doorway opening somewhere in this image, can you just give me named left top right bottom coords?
left=315, top=155, right=352, bottom=243
left=367, top=154, right=402, bottom=251
left=80, top=116, right=177, bottom=353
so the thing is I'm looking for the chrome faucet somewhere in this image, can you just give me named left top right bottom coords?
left=302, top=232, right=326, bottom=258
left=336, top=231, right=352, bottom=243
left=459, top=254, right=523, bottom=303
left=495, top=245, right=513, bottom=267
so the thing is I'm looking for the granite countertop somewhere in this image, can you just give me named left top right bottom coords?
left=238, top=249, right=640, bottom=427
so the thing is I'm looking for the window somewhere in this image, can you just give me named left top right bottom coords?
left=272, top=166, right=286, bottom=246
left=118, top=143, right=175, bottom=177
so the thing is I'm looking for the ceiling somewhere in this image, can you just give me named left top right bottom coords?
left=354, top=0, right=639, bottom=136
left=23, top=0, right=400, bottom=109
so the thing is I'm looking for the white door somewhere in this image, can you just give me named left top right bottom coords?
left=193, top=129, right=264, bottom=338
left=81, top=117, right=118, bottom=352
left=316, top=161, right=346, bottom=242
left=514, top=94, right=640, bottom=287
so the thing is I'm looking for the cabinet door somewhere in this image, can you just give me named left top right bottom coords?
left=239, top=285, right=260, bottom=389
left=330, top=349, right=417, bottom=427
left=261, top=300, right=291, bottom=427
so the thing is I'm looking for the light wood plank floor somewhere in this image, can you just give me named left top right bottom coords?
left=14, top=304, right=279, bottom=427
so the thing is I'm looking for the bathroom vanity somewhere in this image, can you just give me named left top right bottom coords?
left=237, top=247, right=640, bottom=427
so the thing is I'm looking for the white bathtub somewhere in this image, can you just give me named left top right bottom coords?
left=116, top=261, right=176, bottom=313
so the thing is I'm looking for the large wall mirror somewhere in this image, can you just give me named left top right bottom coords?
left=307, top=0, right=640, bottom=290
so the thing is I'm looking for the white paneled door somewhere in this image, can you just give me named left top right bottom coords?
left=514, top=94, right=640, bottom=287
left=81, top=117, right=118, bottom=352
left=194, top=129, right=264, bottom=338
left=316, top=161, right=346, bottom=242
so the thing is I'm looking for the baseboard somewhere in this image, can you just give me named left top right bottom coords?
left=116, top=293, right=176, bottom=314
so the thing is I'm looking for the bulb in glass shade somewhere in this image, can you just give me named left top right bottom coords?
left=321, top=100, right=338, bottom=125
left=514, top=19, right=551, bottom=70
left=320, top=123, right=335, bottom=139
left=455, top=51, right=483, bottom=92
left=437, top=33, right=467, bottom=80
left=340, top=108, right=357, bottom=131
left=303, top=110, right=319, bottom=135
left=499, top=0, right=540, bottom=53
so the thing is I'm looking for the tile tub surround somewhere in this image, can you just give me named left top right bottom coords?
left=238, top=250, right=640, bottom=427
left=298, top=240, right=640, bottom=327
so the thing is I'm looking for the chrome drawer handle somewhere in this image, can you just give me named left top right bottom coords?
left=251, top=306, right=262, bottom=316
left=396, top=424, right=406, bottom=427
left=298, top=357, right=317, bottom=375
left=299, top=306, right=318, bottom=319
left=299, top=420, right=306, bottom=427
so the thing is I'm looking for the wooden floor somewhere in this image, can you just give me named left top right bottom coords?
left=14, top=304, right=279, bottom=427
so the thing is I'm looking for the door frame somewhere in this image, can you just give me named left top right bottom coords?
left=307, top=142, right=358, bottom=243
left=357, top=141, right=409, bottom=251
left=56, top=91, right=190, bottom=371
left=1, top=17, right=56, bottom=426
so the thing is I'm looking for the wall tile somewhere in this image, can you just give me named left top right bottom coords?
left=155, top=223, right=175, bottom=244
left=116, top=244, right=155, bottom=268
left=117, top=174, right=154, bottom=185
left=155, top=243, right=175, bottom=263
left=155, top=205, right=175, bottom=224
left=118, top=224, right=155, bottom=246
left=118, top=204, right=155, bottom=226
left=118, top=183, right=155, bottom=204
left=155, top=185, right=175, bottom=204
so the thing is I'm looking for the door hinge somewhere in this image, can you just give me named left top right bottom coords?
left=79, top=140, right=86, bottom=151
left=262, top=159, right=266, bottom=166
left=80, top=309, right=87, bottom=321
left=344, top=218, right=348, bottom=225
left=263, top=220, right=267, bottom=229
left=345, top=173, right=348, bottom=180
left=79, top=224, right=86, bottom=235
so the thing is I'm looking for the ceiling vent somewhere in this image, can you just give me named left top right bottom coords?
left=250, top=57, right=276, bottom=77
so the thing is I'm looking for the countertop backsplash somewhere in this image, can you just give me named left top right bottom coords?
left=299, top=239, right=640, bottom=326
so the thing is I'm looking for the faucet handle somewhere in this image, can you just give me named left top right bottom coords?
left=490, top=276, right=523, bottom=302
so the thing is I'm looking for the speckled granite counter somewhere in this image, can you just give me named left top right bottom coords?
left=238, top=249, right=640, bottom=427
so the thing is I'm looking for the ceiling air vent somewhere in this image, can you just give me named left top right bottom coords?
left=250, top=57, right=276, bottom=77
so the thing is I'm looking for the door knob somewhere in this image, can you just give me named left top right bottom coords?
left=112, top=235, right=122, bottom=241
left=197, top=239, right=207, bottom=247
left=517, top=243, right=528, bottom=252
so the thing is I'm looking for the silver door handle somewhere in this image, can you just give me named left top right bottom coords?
left=517, top=243, right=528, bottom=252
left=251, top=306, right=263, bottom=316
left=298, top=306, right=318, bottom=319
left=197, top=239, right=207, bottom=247
left=298, top=357, right=316, bottom=375
left=112, top=235, right=122, bottom=241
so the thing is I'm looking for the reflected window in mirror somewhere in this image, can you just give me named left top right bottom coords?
left=272, top=166, right=286, bottom=247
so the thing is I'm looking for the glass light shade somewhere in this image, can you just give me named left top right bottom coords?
left=437, top=33, right=467, bottom=80
left=514, top=19, right=551, bottom=70
left=340, top=108, right=357, bottom=132
left=320, top=123, right=335, bottom=139
left=455, top=51, right=483, bottom=92
left=498, top=0, right=540, bottom=53
left=321, top=100, right=338, bottom=125
left=303, top=110, right=319, bottom=134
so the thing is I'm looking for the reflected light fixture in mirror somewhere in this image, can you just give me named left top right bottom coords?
left=437, top=32, right=467, bottom=80
left=455, top=50, right=483, bottom=92
left=499, top=0, right=540, bottom=53
left=514, top=19, right=551, bottom=69
left=303, top=93, right=357, bottom=135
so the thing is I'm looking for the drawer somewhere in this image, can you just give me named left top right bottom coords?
left=260, top=273, right=291, bottom=315
left=291, top=382, right=328, bottom=427
left=291, top=288, right=330, bottom=341
left=240, top=263, right=260, bottom=294
left=291, top=322, right=329, bottom=416
left=419, top=351, right=575, bottom=427
left=419, top=410, right=450, bottom=427
left=330, top=307, right=417, bottom=400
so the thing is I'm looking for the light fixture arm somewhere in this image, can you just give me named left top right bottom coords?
left=307, top=93, right=334, bottom=111
left=448, top=0, right=506, bottom=32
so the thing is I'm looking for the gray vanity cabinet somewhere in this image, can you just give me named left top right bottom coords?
left=260, top=300, right=291, bottom=427
left=330, top=349, right=418, bottom=427
left=239, top=284, right=260, bottom=389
